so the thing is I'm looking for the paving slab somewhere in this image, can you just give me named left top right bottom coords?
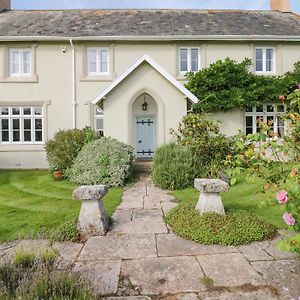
left=157, top=234, right=237, bottom=257
left=197, top=253, right=264, bottom=287
left=121, top=256, right=206, bottom=295
left=52, top=242, right=83, bottom=269
left=143, top=196, right=161, bottom=210
left=118, top=196, right=144, bottom=210
left=110, top=209, right=167, bottom=234
left=73, top=260, right=121, bottom=296
left=251, top=259, right=300, bottom=299
left=237, top=243, right=273, bottom=262
left=105, top=297, right=151, bottom=300
left=160, top=201, right=178, bottom=215
left=262, top=238, right=297, bottom=260
left=111, top=209, right=133, bottom=227
left=197, top=289, right=279, bottom=300
left=78, top=234, right=157, bottom=260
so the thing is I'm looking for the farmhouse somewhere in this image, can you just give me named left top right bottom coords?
left=0, top=0, right=300, bottom=168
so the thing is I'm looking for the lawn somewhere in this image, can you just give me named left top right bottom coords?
left=0, top=170, right=123, bottom=242
left=170, top=175, right=287, bottom=229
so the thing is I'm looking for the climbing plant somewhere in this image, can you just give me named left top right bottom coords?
left=185, top=58, right=300, bottom=113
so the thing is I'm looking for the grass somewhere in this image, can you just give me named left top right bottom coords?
left=0, top=170, right=123, bottom=242
left=170, top=175, right=287, bottom=230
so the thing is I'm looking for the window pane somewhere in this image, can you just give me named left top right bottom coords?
left=96, top=118, right=103, bottom=131
left=35, top=118, right=42, bottom=130
left=35, top=131, right=43, bottom=142
left=22, top=50, right=31, bottom=74
left=24, top=119, right=32, bottom=142
left=256, top=105, right=263, bottom=112
left=100, top=49, right=108, bottom=73
left=245, top=106, right=253, bottom=112
left=246, top=116, right=253, bottom=127
left=34, top=107, right=42, bottom=115
left=190, top=48, right=199, bottom=72
left=266, top=49, right=273, bottom=72
left=267, top=116, right=274, bottom=137
left=12, top=107, right=20, bottom=115
left=1, top=119, right=8, bottom=130
left=277, top=104, right=285, bottom=113
left=1, top=107, right=9, bottom=115
left=23, top=107, right=31, bottom=115
left=256, top=116, right=263, bottom=132
left=180, top=49, right=188, bottom=72
left=1, top=131, right=9, bottom=142
left=255, top=49, right=263, bottom=72
left=9, top=50, right=20, bottom=75
left=87, top=49, right=97, bottom=73
left=277, top=118, right=285, bottom=137
left=95, top=107, right=103, bottom=116
left=267, top=105, right=274, bottom=112
left=12, top=119, right=20, bottom=142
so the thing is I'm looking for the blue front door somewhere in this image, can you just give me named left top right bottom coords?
left=136, top=117, right=155, bottom=158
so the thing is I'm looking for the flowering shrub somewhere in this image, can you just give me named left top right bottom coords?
left=66, top=137, right=135, bottom=187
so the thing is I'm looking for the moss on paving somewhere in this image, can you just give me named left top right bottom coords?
left=0, top=170, right=123, bottom=242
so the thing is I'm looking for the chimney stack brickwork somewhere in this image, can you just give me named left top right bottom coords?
left=271, top=0, right=291, bottom=12
left=0, top=0, right=10, bottom=10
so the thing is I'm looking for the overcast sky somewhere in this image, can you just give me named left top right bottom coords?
left=11, top=0, right=300, bottom=13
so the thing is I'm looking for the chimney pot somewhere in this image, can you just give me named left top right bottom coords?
left=271, top=0, right=291, bottom=12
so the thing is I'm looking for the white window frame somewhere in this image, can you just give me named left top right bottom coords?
left=0, top=106, right=44, bottom=144
left=245, top=104, right=286, bottom=138
left=179, top=47, right=200, bottom=75
left=8, top=48, right=32, bottom=77
left=94, top=106, right=104, bottom=135
left=254, top=47, right=276, bottom=75
left=87, top=47, right=109, bottom=76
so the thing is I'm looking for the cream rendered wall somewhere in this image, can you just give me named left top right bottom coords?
left=1, top=40, right=300, bottom=168
left=103, top=62, right=187, bottom=147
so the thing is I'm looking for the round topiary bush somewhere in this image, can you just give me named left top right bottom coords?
left=66, top=137, right=135, bottom=187
left=165, top=202, right=277, bottom=245
left=152, top=143, right=197, bottom=190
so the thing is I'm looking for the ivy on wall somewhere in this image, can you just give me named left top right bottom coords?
left=185, top=58, right=300, bottom=113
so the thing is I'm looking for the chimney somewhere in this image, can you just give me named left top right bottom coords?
left=271, top=0, right=291, bottom=12
left=0, top=0, right=10, bottom=11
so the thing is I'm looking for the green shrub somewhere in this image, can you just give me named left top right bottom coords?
left=49, top=218, right=80, bottom=243
left=45, top=128, right=99, bottom=173
left=66, top=137, right=135, bottom=187
left=14, top=252, right=35, bottom=269
left=152, top=143, right=197, bottom=190
left=165, top=202, right=277, bottom=245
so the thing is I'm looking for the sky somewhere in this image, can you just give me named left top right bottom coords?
left=10, top=0, right=300, bottom=13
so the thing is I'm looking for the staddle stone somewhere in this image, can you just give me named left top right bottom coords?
left=194, top=178, right=229, bottom=215
left=73, top=185, right=109, bottom=238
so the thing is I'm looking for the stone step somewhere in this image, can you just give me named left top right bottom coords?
left=133, top=160, right=153, bottom=173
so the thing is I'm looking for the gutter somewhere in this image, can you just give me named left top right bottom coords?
left=69, top=38, right=77, bottom=129
left=1, top=35, right=300, bottom=42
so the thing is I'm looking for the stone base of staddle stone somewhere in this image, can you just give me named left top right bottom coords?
left=196, top=192, right=225, bottom=215
left=78, top=199, right=110, bottom=238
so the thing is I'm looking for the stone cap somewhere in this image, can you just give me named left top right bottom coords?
left=194, top=178, right=229, bottom=193
left=73, top=185, right=108, bottom=201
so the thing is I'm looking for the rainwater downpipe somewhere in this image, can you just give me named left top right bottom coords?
left=69, top=39, right=77, bottom=129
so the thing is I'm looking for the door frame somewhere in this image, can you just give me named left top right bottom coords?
left=135, top=115, right=156, bottom=159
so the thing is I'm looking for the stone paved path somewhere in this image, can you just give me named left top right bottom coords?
left=0, top=174, right=299, bottom=299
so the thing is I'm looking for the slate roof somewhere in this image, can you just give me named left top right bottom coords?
left=1, top=9, right=300, bottom=40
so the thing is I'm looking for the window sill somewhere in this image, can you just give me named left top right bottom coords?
left=176, top=75, right=188, bottom=81
left=254, top=72, right=276, bottom=76
left=0, top=144, right=44, bottom=152
left=0, top=75, right=39, bottom=83
left=80, top=75, right=113, bottom=82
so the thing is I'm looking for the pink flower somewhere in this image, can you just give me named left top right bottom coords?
left=283, top=212, right=296, bottom=226
left=276, top=190, right=288, bottom=204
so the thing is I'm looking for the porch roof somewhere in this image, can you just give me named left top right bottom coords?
left=91, top=54, right=198, bottom=104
